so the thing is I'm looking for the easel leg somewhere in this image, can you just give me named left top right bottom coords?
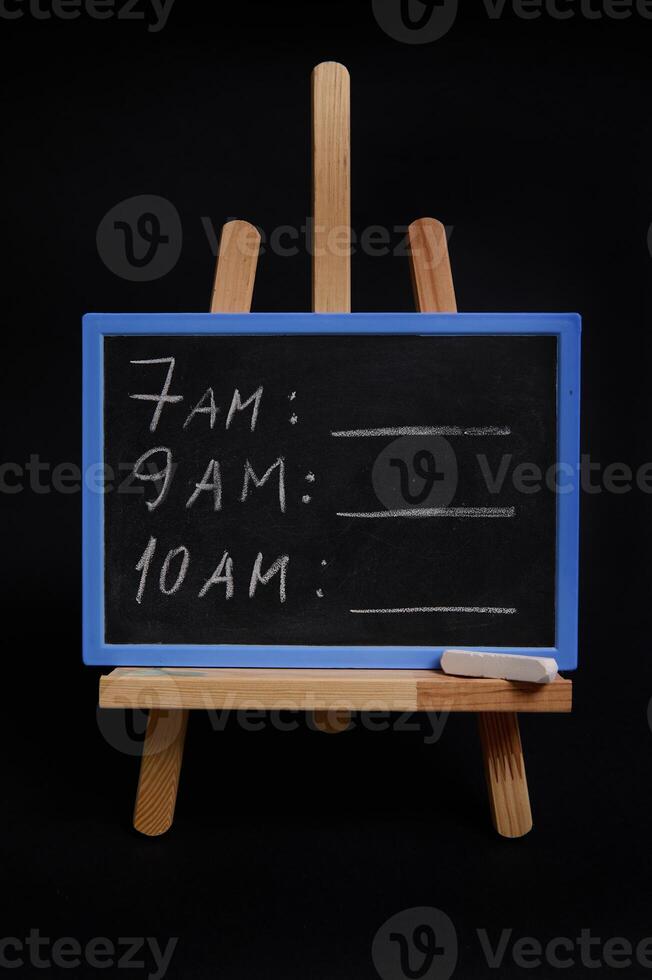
left=407, top=224, right=534, bottom=839
left=478, top=713, right=533, bottom=838
left=134, top=220, right=261, bottom=832
left=133, top=709, right=189, bottom=837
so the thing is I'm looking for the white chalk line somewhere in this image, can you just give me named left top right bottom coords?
left=350, top=606, right=517, bottom=615
left=331, top=426, right=511, bottom=438
left=336, top=507, right=516, bottom=519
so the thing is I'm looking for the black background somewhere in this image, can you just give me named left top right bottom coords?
left=104, top=334, right=556, bottom=649
left=2, top=1, right=651, bottom=977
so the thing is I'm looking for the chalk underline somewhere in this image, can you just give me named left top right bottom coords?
left=350, top=606, right=517, bottom=615
left=336, top=507, right=516, bottom=519
left=331, top=426, right=511, bottom=437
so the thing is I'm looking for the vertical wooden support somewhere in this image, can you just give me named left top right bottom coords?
left=408, top=217, right=457, bottom=313
left=133, top=709, right=189, bottom=836
left=312, top=62, right=351, bottom=312
left=133, top=218, right=261, bottom=835
left=311, top=62, right=353, bottom=733
left=478, top=713, right=533, bottom=838
left=409, top=215, right=532, bottom=838
left=211, top=219, right=261, bottom=313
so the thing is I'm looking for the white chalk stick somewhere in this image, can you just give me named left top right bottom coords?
left=441, top=650, right=558, bottom=685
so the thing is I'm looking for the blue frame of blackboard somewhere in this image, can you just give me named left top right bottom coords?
left=83, top=312, right=581, bottom=670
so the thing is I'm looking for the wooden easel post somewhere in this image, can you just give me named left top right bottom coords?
left=312, top=62, right=350, bottom=313
left=132, top=219, right=262, bottom=836
left=408, top=217, right=533, bottom=838
left=311, top=62, right=354, bottom=735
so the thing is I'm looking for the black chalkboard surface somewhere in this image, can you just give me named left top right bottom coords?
left=82, top=313, right=581, bottom=669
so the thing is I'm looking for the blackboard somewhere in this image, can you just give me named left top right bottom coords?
left=83, top=313, right=581, bottom=669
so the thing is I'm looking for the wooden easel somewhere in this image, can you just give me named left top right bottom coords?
left=99, top=63, right=573, bottom=839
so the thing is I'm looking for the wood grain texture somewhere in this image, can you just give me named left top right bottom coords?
left=408, top=217, right=457, bottom=313
left=100, top=668, right=572, bottom=714
left=311, top=61, right=351, bottom=731
left=210, top=219, right=261, bottom=313
left=478, top=712, right=533, bottom=838
left=133, top=709, right=189, bottom=837
left=312, top=62, right=351, bottom=312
